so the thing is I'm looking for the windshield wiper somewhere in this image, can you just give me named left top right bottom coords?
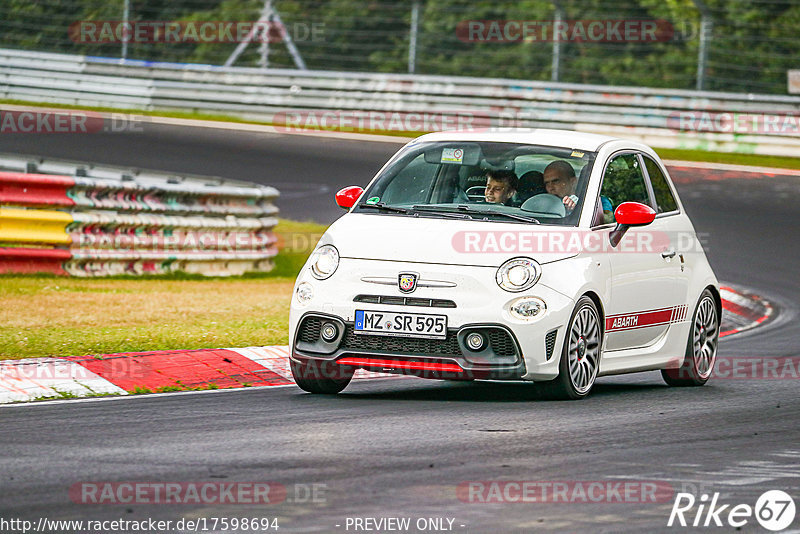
left=357, top=202, right=412, bottom=214
left=411, top=206, right=474, bottom=219
left=359, top=203, right=468, bottom=220
left=414, top=205, right=540, bottom=224
left=466, top=209, right=541, bottom=224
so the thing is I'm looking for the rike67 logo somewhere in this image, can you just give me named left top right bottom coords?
left=668, top=490, right=796, bottom=531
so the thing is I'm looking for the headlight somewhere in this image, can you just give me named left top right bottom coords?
left=496, top=257, right=540, bottom=292
left=309, top=244, right=339, bottom=280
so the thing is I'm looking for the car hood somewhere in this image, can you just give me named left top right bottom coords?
left=322, top=213, right=580, bottom=267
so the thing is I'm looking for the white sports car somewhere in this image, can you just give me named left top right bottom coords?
left=288, top=130, right=720, bottom=399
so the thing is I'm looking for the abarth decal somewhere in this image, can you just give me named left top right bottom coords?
left=606, top=305, right=688, bottom=332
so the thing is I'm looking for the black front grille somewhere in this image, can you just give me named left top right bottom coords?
left=354, top=295, right=457, bottom=308
left=298, top=317, right=323, bottom=343
left=545, top=329, right=559, bottom=360
left=487, top=329, right=517, bottom=357
left=341, top=325, right=462, bottom=357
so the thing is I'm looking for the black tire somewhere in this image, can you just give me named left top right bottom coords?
left=290, top=359, right=354, bottom=394
left=662, top=289, right=718, bottom=387
left=539, top=296, right=602, bottom=400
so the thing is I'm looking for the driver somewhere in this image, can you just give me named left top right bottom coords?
left=543, top=160, right=580, bottom=212
left=544, top=160, right=614, bottom=220
left=484, top=170, right=519, bottom=205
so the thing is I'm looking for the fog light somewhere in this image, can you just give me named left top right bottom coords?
left=295, top=282, right=313, bottom=305
left=510, top=297, right=547, bottom=320
left=321, top=322, right=338, bottom=342
left=466, top=332, right=485, bottom=351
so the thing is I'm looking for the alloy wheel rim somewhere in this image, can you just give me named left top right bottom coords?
left=693, top=296, right=718, bottom=379
left=568, top=305, right=601, bottom=394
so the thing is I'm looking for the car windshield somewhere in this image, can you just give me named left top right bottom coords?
left=354, top=141, right=597, bottom=226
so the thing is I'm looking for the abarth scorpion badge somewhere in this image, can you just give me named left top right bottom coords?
left=398, top=272, right=419, bottom=293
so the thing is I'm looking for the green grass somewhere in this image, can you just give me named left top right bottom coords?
left=267, top=218, right=327, bottom=278
left=0, top=218, right=327, bottom=360
left=657, top=148, right=800, bottom=171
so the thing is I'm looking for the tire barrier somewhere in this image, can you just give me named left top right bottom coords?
left=2, top=48, right=800, bottom=156
left=0, top=154, right=280, bottom=276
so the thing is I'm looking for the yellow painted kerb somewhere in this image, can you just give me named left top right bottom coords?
left=0, top=207, right=73, bottom=245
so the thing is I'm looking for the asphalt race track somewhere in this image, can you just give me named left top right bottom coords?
left=2, top=123, right=799, bottom=533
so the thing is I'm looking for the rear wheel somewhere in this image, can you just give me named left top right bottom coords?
left=290, top=359, right=354, bottom=394
left=539, top=297, right=602, bottom=400
left=662, top=289, right=718, bottom=387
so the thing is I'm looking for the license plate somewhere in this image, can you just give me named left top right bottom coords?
left=354, top=310, right=447, bottom=339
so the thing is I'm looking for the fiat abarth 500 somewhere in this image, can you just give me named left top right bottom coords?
left=288, top=129, right=720, bottom=399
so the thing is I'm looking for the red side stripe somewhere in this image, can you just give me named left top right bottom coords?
left=606, top=308, right=675, bottom=332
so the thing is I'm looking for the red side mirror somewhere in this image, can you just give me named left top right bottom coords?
left=614, top=202, right=656, bottom=226
left=335, top=186, right=364, bottom=209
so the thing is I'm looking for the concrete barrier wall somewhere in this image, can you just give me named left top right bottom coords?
left=2, top=48, right=800, bottom=156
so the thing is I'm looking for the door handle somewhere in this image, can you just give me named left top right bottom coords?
left=661, top=249, right=677, bottom=259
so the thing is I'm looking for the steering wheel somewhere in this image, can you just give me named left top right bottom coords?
left=520, top=193, right=567, bottom=217
left=465, top=185, right=486, bottom=202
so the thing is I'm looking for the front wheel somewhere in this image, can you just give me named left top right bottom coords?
left=662, top=289, right=719, bottom=387
left=290, top=359, right=354, bottom=394
left=539, top=296, right=602, bottom=400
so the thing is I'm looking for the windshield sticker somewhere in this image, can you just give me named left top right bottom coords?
left=570, top=151, right=585, bottom=158
left=441, top=148, right=464, bottom=164
left=366, top=196, right=381, bottom=204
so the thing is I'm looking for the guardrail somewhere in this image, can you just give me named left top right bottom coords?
left=0, top=153, right=280, bottom=276
left=2, top=48, right=800, bottom=156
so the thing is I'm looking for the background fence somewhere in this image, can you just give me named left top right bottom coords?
left=2, top=48, right=800, bottom=157
left=1, top=0, right=798, bottom=95
left=0, top=152, right=280, bottom=276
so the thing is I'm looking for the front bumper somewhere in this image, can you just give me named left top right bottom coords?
left=292, top=312, right=528, bottom=380
left=289, top=258, right=577, bottom=381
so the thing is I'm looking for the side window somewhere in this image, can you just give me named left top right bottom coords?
left=599, top=154, right=652, bottom=224
left=381, top=154, right=437, bottom=204
left=643, top=156, right=678, bottom=213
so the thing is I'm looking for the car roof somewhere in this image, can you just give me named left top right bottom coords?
left=410, top=129, right=620, bottom=152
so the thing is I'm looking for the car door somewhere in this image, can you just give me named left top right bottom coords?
left=597, top=152, right=683, bottom=351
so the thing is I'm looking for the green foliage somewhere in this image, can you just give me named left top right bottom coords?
left=0, top=1, right=797, bottom=93
left=600, top=153, right=649, bottom=210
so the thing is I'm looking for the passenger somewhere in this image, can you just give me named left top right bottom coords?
left=484, top=169, right=519, bottom=205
